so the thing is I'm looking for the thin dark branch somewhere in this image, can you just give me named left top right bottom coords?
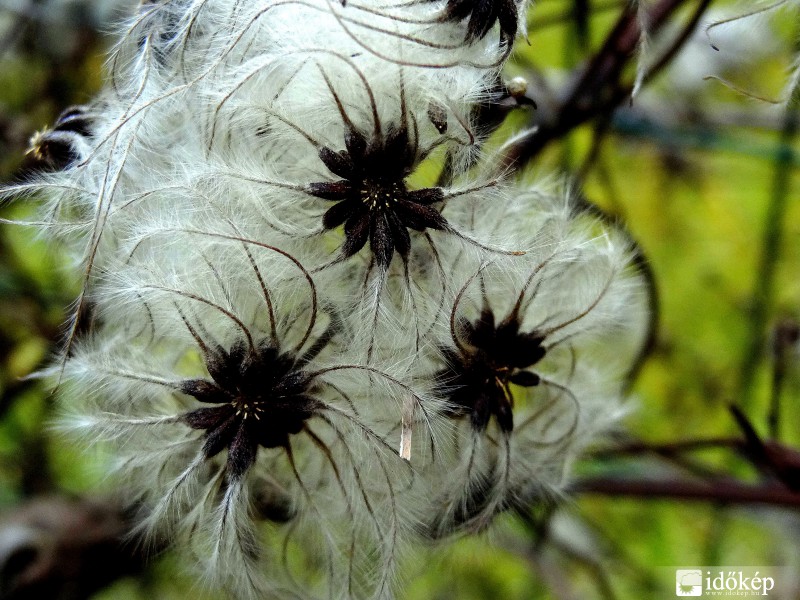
left=591, top=437, right=745, bottom=459
left=502, top=0, right=714, bottom=169
left=573, top=477, right=800, bottom=507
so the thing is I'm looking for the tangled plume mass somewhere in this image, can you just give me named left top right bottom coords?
left=8, top=0, right=650, bottom=597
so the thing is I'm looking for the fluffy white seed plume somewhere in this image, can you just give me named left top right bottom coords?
left=4, top=0, right=521, bottom=365
left=416, top=185, right=650, bottom=537
left=4, top=0, right=657, bottom=596
left=56, top=236, right=441, bottom=599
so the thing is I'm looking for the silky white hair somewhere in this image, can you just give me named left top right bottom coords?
left=5, top=0, right=652, bottom=598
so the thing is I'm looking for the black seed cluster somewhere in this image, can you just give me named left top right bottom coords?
left=437, top=308, right=546, bottom=432
left=308, top=124, right=447, bottom=268
left=181, top=339, right=321, bottom=479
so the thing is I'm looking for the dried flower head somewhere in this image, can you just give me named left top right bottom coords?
left=421, top=190, right=648, bottom=536
left=306, top=87, right=449, bottom=270
left=55, top=228, right=442, bottom=598
left=180, top=337, right=327, bottom=480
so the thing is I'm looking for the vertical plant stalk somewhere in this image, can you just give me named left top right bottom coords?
left=738, top=98, right=800, bottom=409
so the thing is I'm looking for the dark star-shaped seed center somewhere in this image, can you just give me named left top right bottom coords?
left=437, top=308, right=546, bottom=433
left=180, top=339, right=321, bottom=479
left=360, top=180, right=402, bottom=212
left=308, top=125, right=447, bottom=269
left=441, top=0, right=519, bottom=44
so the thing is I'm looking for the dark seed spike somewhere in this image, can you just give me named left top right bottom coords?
left=495, top=313, right=520, bottom=338
left=204, top=347, right=238, bottom=390
left=406, top=187, right=444, bottom=206
left=508, top=335, right=546, bottom=368
left=467, top=308, right=496, bottom=348
left=445, top=0, right=473, bottom=22
left=509, top=370, right=540, bottom=387
left=26, top=134, right=80, bottom=170
left=467, top=0, right=498, bottom=41
left=323, top=199, right=362, bottom=230
left=497, top=0, right=518, bottom=43
left=470, top=391, right=493, bottom=431
left=382, top=126, right=412, bottom=172
left=370, top=212, right=395, bottom=269
left=495, top=392, right=514, bottom=433
left=308, top=180, right=354, bottom=201
left=393, top=199, right=448, bottom=231
left=227, top=423, right=259, bottom=479
left=387, top=210, right=412, bottom=260
left=341, top=214, right=371, bottom=258
left=182, top=379, right=229, bottom=404
left=441, top=0, right=518, bottom=45
left=495, top=381, right=514, bottom=433
left=202, top=411, right=240, bottom=459
left=53, top=106, right=94, bottom=136
left=319, top=147, right=356, bottom=180
left=229, top=338, right=249, bottom=369
left=255, top=424, right=287, bottom=451
left=271, top=369, right=314, bottom=398
left=184, top=405, right=234, bottom=430
left=344, top=127, right=368, bottom=161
